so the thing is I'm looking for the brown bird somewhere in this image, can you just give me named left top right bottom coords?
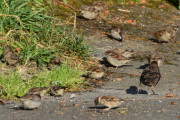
left=147, top=52, right=163, bottom=67
left=20, top=94, right=41, bottom=110
left=92, top=1, right=107, bottom=11
left=106, top=48, right=133, bottom=68
left=50, top=86, right=64, bottom=96
left=80, top=6, right=98, bottom=20
left=47, top=57, right=61, bottom=69
left=154, top=26, right=178, bottom=43
left=139, top=61, right=161, bottom=95
left=87, top=65, right=105, bottom=79
left=94, top=96, right=124, bottom=111
left=111, top=26, right=126, bottom=41
left=27, top=87, right=50, bottom=98
left=3, top=46, right=19, bottom=65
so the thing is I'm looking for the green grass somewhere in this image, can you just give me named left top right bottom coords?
left=0, top=0, right=91, bottom=66
left=0, top=62, right=86, bottom=100
left=0, top=0, right=92, bottom=100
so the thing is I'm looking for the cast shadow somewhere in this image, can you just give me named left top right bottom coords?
left=100, top=57, right=133, bottom=68
left=126, top=86, right=148, bottom=94
left=137, top=63, right=149, bottom=69
left=106, top=34, right=122, bottom=42
left=166, top=0, right=179, bottom=9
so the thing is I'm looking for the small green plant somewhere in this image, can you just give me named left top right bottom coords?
left=0, top=62, right=86, bottom=100
left=0, top=0, right=91, bottom=67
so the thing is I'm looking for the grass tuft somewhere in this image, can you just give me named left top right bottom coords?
left=0, top=62, right=86, bottom=100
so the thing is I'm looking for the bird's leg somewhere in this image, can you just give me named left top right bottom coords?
left=137, top=83, right=141, bottom=94
left=151, top=87, right=158, bottom=95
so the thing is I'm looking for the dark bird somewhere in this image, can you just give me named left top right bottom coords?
left=3, top=46, right=19, bottom=65
left=138, top=61, right=161, bottom=95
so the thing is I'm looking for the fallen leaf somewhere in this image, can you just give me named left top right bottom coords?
left=140, top=0, right=147, bottom=4
left=59, top=101, right=67, bottom=103
left=104, top=10, right=109, bottom=15
left=118, top=9, right=130, bottom=12
left=165, top=94, right=174, bottom=98
left=116, top=78, right=122, bottom=81
left=58, top=111, right=64, bottom=114
left=0, top=100, right=5, bottom=105
left=129, top=73, right=139, bottom=76
left=15, top=48, right=21, bottom=53
left=178, top=116, right=180, bottom=118
left=163, top=73, right=167, bottom=75
left=74, top=104, right=78, bottom=107
left=92, top=114, right=97, bottom=116
left=170, top=101, right=175, bottom=105
left=97, top=80, right=103, bottom=84
left=142, top=6, right=145, bottom=8
left=119, top=110, right=126, bottom=114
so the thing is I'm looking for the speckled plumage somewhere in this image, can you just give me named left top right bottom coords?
left=106, top=48, right=133, bottom=67
left=28, top=87, right=50, bottom=98
left=139, top=61, right=161, bottom=95
left=154, top=26, right=178, bottom=43
left=87, top=66, right=105, bottom=79
left=50, top=86, right=64, bottom=96
left=94, top=96, right=124, bottom=111
left=92, top=1, right=107, bottom=11
left=3, top=46, right=19, bottom=65
left=147, top=52, right=163, bottom=67
left=20, top=94, right=41, bottom=110
left=80, top=6, right=98, bottom=20
left=111, top=27, right=126, bottom=41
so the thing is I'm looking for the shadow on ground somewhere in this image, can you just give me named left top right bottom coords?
left=126, top=86, right=148, bottom=94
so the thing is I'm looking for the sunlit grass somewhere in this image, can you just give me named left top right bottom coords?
left=0, top=62, right=87, bottom=100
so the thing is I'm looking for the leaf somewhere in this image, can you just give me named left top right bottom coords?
left=0, top=100, right=6, bottom=105
left=170, top=101, right=175, bottom=105
left=16, top=48, right=21, bottom=53
left=74, top=104, right=78, bottom=107
left=165, top=94, right=174, bottom=98
left=119, top=110, right=126, bottom=113
left=116, top=78, right=122, bottom=81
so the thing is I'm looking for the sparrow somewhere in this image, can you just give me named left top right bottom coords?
left=80, top=6, right=98, bottom=20
left=50, top=86, right=64, bottom=96
left=27, top=87, right=50, bottom=98
left=87, top=65, right=105, bottom=79
left=47, top=57, right=61, bottom=69
left=147, top=52, right=163, bottom=67
left=92, top=1, right=107, bottom=11
left=94, top=96, right=124, bottom=111
left=17, top=65, right=33, bottom=80
left=154, top=26, right=178, bottom=43
left=80, top=5, right=93, bottom=11
left=168, top=26, right=179, bottom=38
left=111, top=26, right=126, bottom=41
left=20, top=94, right=41, bottom=110
left=139, top=61, right=161, bottom=95
left=106, top=48, right=134, bottom=67
left=3, top=46, right=19, bottom=65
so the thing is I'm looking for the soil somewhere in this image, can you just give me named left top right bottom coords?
left=0, top=1, right=180, bottom=120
